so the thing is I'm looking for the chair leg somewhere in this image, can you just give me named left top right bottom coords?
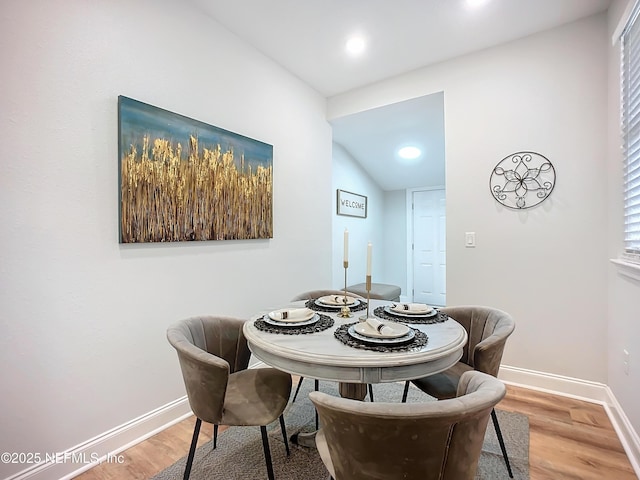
left=368, top=384, right=374, bottom=401
left=292, top=376, right=305, bottom=402
left=213, top=424, right=218, bottom=450
left=184, top=417, right=201, bottom=480
left=401, top=381, right=410, bottom=403
left=279, top=414, right=290, bottom=456
left=260, top=425, right=276, bottom=480
left=491, top=408, right=514, bottom=478
left=314, top=379, right=320, bottom=429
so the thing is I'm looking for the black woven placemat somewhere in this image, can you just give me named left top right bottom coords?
left=374, top=306, right=448, bottom=325
left=334, top=322, right=428, bottom=352
left=254, top=314, right=334, bottom=335
left=305, top=298, right=367, bottom=313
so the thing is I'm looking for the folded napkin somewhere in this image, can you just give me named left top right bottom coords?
left=269, top=308, right=313, bottom=321
left=391, top=303, right=432, bottom=314
left=321, top=295, right=356, bottom=306
left=365, top=317, right=394, bottom=336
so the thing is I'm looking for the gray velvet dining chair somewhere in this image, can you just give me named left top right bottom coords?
left=289, top=289, right=372, bottom=425
left=167, top=315, right=292, bottom=480
left=311, top=370, right=506, bottom=480
left=401, top=305, right=516, bottom=478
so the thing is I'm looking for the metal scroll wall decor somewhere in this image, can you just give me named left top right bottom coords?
left=489, top=151, right=556, bottom=209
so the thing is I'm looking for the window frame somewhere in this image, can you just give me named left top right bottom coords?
left=621, top=0, right=640, bottom=263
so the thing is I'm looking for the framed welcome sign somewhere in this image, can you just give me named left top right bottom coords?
left=337, top=189, right=367, bottom=218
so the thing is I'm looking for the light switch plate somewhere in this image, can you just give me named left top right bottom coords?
left=465, top=232, right=476, bottom=248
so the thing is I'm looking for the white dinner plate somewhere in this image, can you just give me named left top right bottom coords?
left=347, top=325, right=415, bottom=345
left=268, top=308, right=315, bottom=323
left=316, top=295, right=359, bottom=307
left=263, top=313, right=319, bottom=328
left=384, top=306, right=438, bottom=319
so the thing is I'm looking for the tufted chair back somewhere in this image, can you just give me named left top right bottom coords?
left=312, top=371, right=506, bottom=480
left=166, top=316, right=251, bottom=424
left=440, top=305, right=515, bottom=377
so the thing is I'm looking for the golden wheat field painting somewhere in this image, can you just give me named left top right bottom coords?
left=118, top=96, right=273, bottom=243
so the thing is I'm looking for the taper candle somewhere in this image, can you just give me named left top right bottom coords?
left=366, top=242, right=372, bottom=275
left=343, top=229, right=349, bottom=263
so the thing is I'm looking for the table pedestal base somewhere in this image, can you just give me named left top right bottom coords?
left=290, top=431, right=317, bottom=448
left=338, top=382, right=367, bottom=400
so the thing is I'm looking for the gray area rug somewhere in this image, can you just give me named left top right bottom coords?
left=152, top=380, right=529, bottom=479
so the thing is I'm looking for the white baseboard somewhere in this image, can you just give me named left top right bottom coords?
left=603, top=387, right=640, bottom=478
left=499, top=364, right=640, bottom=477
left=7, top=365, right=638, bottom=480
left=3, top=397, right=192, bottom=480
left=498, top=364, right=610, bottom=402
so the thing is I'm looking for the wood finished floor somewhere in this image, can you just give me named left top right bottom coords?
left=73, top=382, right=637, bottom=480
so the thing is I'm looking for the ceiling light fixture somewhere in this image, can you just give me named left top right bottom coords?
left=345, top=36, right=366, bottom=56
left=465, top=0, right=489, bottom=7
left=398, top=146, right=422, bottom=160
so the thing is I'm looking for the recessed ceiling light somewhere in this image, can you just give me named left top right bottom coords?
left=466, top=0, right=489, bottom=7
left=398, top=146, right=422, bottom=160
left=345, top=36, right=366, bottom=56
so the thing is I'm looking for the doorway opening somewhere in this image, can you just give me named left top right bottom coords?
left=330, top=92, right=446, bottom=300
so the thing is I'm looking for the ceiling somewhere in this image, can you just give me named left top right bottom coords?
left=331, top=92, right=446, bottom=191
left=189, top=0, right=612, bottom=190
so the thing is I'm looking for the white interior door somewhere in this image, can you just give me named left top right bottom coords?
left=412, top=189, right=446, bottom=306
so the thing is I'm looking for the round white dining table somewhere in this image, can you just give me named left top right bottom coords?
left=244, top=299, right=467, bottom=447
left=244, top=299, right=467, bottom=397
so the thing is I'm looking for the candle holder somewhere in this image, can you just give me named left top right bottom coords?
left=359, top=275, right=372, bottom=321
left=337, top=261, right=353, bottom=318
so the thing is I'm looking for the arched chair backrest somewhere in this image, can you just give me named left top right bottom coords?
left=290, top=289, right=364, bottom=301
left=439, top=305, right=515, bottom=376
left=311, top=371, right=506, bottom=480
left=166, top=315, right=250, bottom=424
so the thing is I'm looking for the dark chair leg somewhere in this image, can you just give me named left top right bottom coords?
left=292, top=376, right=305, bottom=402
left=184, top=417, right=201, bottom=480
left=491, top=408, right=513, bottom=478
left=279, top=414, right=290, bottom=456
left=368, top=384, right=374, bottom=401
left=401, top=381, right=410, bottom=403
left=260, top=425, right=276, bottom=480
left=213, top=424, right=218, bottom=450
left=314, top=379, right=320, bottom=429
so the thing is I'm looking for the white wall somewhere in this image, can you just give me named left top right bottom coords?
left=0, top=0, right=332, bottom=478
left=329, top=15, right=609, bottom=383
left=332, top=143, right=385, bottom=288
left=382, top=190, right=408, bottom=295
left=607, top=0, right=640, bottom=440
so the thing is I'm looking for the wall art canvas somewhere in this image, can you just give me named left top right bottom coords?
left=118, top=96, right=273, bottom=243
